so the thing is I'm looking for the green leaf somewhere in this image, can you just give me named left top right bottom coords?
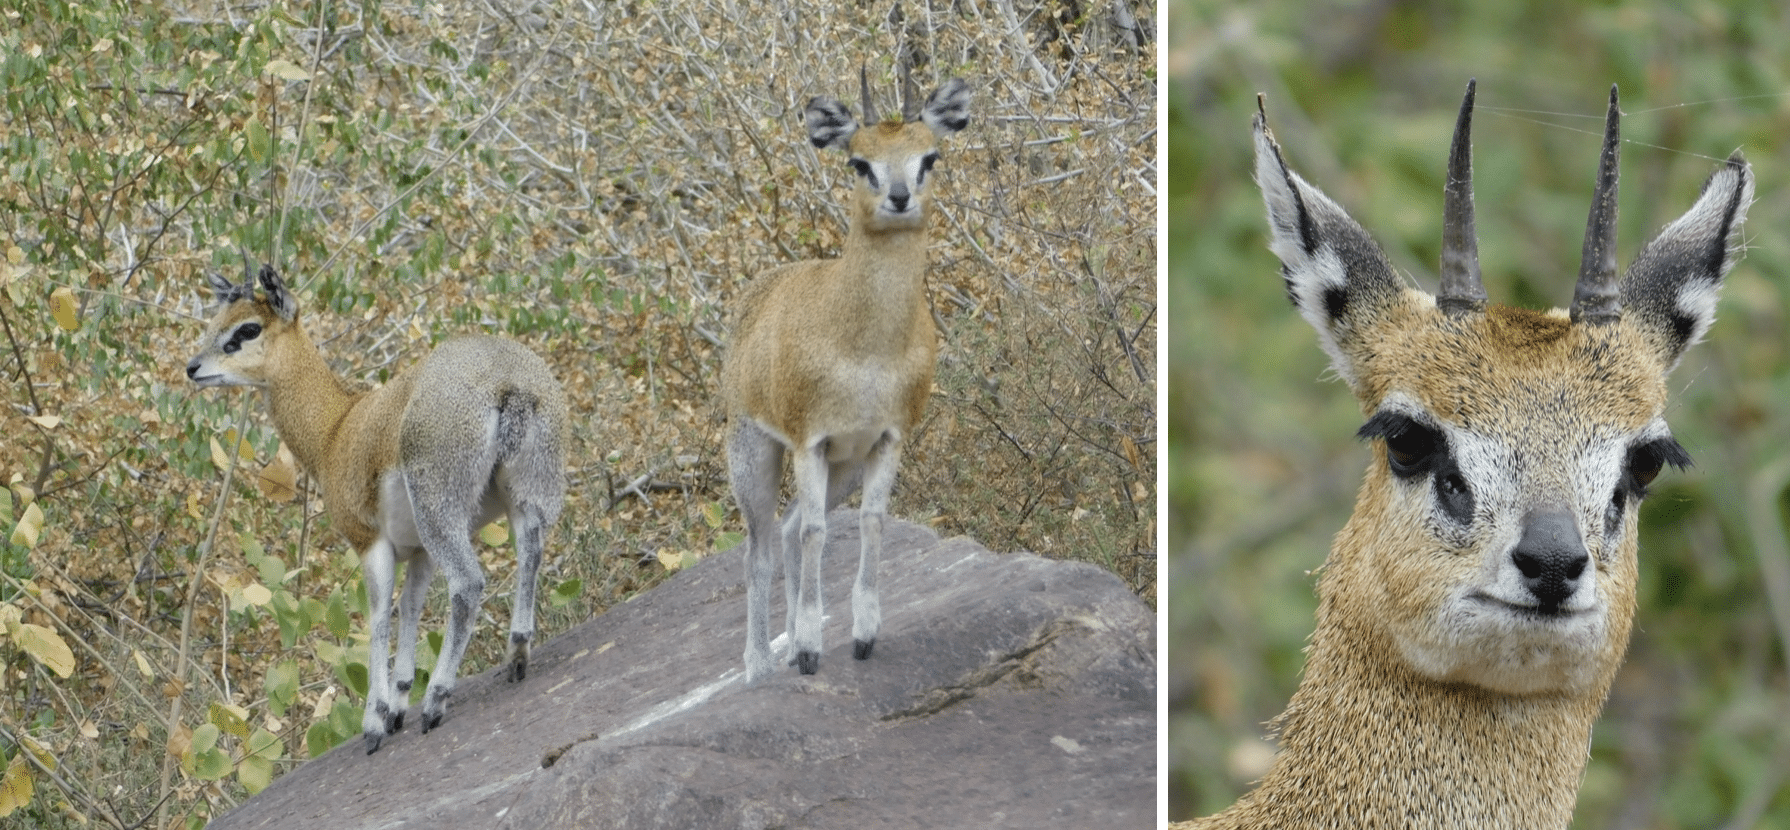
left=325, top=588, right=351, bottom=639
left=191, top=748, right=232, bottom=781
left=702, top=501, right=726, bottom=529
left=265, top=661, right=298, bottom=718
left=245, top=117, right=270, bottom=163
left=189, top=723, right=220, bottom=755
left=549, top=579, right=582, bottom=608
left=246, top=727, right=282, bottom=761
left=238, top=754, right=274, bottom=794
left=340, top=661, right=368, bottom=698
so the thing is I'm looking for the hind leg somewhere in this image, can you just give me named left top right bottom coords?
left=388, top=547, right=433, bottom=733
left=729, top=418, right=784, bottom=683
left=505, top=503, right=550, bottom=681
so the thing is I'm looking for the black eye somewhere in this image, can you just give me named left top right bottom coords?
left=848, top=158, right=872, bottom=178
left=1623, top=437, right=1692, bottom=496
left=1359, top=412, right=1440, bottom=477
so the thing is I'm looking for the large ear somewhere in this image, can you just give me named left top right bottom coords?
left=1252, top=98, right=1410, bottom=390
left=805, top=96, right=858, bottom=151
left=1618, top=151, right=1752, bottom=370
left=920, top=78, right=970, bottom=137
left=257, top=264, right=297, bottom=322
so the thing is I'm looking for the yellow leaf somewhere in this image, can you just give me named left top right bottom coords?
left=0, top=753, right=32, bottom=818
left=15, top=623, right=75, bottom=677
left=78, top=721, right=98, bottom=740
left=256, top=444, right=299, bottom=502
left=90, top=37, right=112, bottom=53
left=4, top=246, right=21, bottom=265
left=478, top=522, right=508, bottom=546
left=263, top=59, right=311, bottom=81
left=9, top=502, right=43, bottom=549
left=655, top=549, right=683, bottom=572
left=49, top=286, right=78, bottom=331
left=133, top=649, right=154, bottom=680
left=209, top=437, right=230, bottom=471
left=26, top=414, right=60, bottom=429
left=241, top=583, right=273, bottom=606
left=19, top=736, right=53, bottom=771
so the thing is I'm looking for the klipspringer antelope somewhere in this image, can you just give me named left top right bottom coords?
left=1183, top=82, right=1752, bottom=828
left=186, top=265, right=568, bottom=754
left=721, top=68, right=970, bottom=682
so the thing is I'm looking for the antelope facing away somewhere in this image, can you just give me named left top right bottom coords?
left=186, top=265, right=568, bottom=754
left=721, top=70, right=970, bottom=682
left=1184, top=83, right=1752, bottom=828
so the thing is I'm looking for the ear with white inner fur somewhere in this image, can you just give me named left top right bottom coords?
left=1251, top=103, right=1409, bottom=391
left=1619, top=151, right=1753, bottom=370
left=805, top=97, right=858, bottom=151
left=920, top=79, right=970, bottom=137
left=257, top=264, right=297, bottom=323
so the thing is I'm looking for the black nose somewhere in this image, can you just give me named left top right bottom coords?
left=186, top=360, right=200, bottom=379
left=1511, top=510, right=1588, bottom=613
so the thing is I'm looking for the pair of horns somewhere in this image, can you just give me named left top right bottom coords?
left=1440, top=79, right=1621, bottom=323
left=858, top=59, right=921, bottom=124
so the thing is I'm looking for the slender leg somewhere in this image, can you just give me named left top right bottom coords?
left=417, top=534, right=483, bottom=733
left=790, top=441, right=831, bottom=674
left=507, top=505, right=546, bottom=681
left=854, top=432, right=902, bottom=660
left=361, top=538, right=398, bottom=754
left=728, top=419, right=783, bottom=683
left=389, top=547, right=434, bottom=733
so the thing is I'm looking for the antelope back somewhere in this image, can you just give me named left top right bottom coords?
left=804, top=70, right=970, bottom=232
left=1252, top=83, right=1752, bottom=696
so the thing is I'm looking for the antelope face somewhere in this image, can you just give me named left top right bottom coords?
left=1254, top=82, right=1751, bottom=696
left=187, top=265, right=298, bottom=389
left=1342, top=303, right=1686, bottom=694
left=804, top=75, right=970, bottom=232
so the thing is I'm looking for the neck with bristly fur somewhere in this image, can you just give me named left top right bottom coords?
left=257, top=320, right=359, bottom=477
left=829, top=206, right=930, bottom=355
left=1190, top=517, right=1623, bottom=830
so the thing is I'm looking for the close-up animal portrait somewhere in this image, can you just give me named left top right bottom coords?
left=1168, top=2, right=1790, bottom=828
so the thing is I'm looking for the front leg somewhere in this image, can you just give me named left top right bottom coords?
left=361, top=538, right=400, bottom=754
left=790, top=442, right=831, bottom=675
left=853, top=432, right=902, bottom=660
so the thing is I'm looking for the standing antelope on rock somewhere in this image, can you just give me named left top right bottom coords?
left=186, top=265, right=568, bottom=754
left=1183, top=82, right=1752, bottom=828
left=721, top=69, right=970, bottom=682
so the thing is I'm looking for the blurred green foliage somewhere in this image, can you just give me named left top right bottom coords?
left=1167, top=0, right=1790, bottom=826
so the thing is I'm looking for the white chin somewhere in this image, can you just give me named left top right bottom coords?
left=1397, top=600, right=1609, bottom=695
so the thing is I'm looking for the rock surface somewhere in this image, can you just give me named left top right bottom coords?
left=208, top=512, right=1156, bottom=829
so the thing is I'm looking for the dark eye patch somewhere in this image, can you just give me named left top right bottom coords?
left=223, top=321, right=263, bottom=354
left=1358, top=410, right=1474, bottom=525
left=848, top=158, right=878, bottom=189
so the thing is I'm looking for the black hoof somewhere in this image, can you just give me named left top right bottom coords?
left=797, top=650, right=820, bottom=675
left=509, top=659, right=527, bottom=683
left=420, top=711, right=444, bottom=734
left=364, top=732, right=383, bottom=755
left=853, top=639, right=874, bottom=660
left=389, top=711, right=404, bottom=733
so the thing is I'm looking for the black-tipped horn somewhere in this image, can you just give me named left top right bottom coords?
left=1438, top=79, right=1486, bottom=315
left=1572, top=84, right=1622, bottom=324
left=900, top=57, right=919, bottom=122
left=859, top=64, right=879, bottom=125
